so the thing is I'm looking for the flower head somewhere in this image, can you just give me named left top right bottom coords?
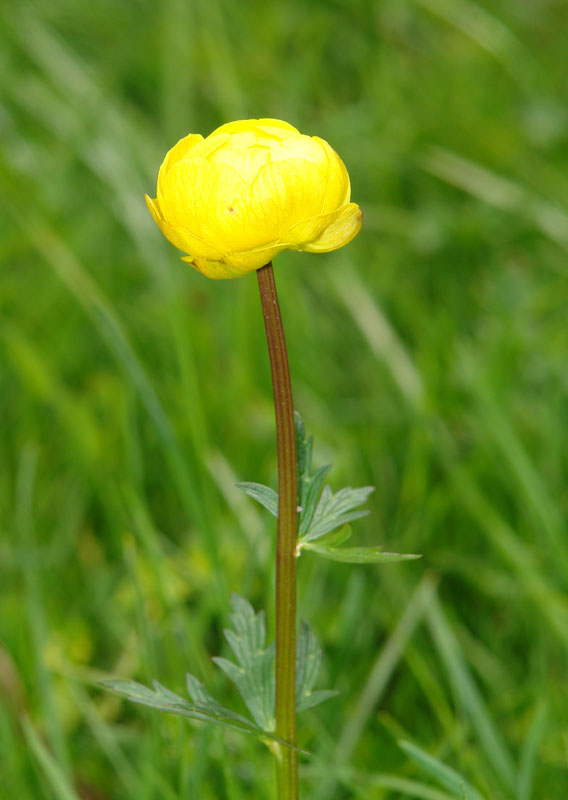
left=145, top=119, right=362, bottom=279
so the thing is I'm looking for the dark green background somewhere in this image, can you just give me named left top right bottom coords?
left=1, top=1, right=567, bottom=798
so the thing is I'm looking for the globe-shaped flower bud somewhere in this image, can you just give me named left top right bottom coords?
left=145, top=119, right=362, bottom=279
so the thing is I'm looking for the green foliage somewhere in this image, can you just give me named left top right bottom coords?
left=301, top=528, right=421, bottom=564
left=101, top=596, right=334, bottom=748
left=234, top=482, right=278, bottom=517
left=238, top=412, right=419, bottom=564
left=100, top=677, right=265, bottom=738
left=212, top=594, right=276, bottom=731
left=295, top=621, right=338, bottom=713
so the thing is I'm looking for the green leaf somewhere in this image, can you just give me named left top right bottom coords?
left=295, top=409, right=312, bottom=486
left=101, top=675, right=306, bottom=752
left=299, top=464, right=332, bottom=534
left=100, top=678, right=260, bottom=735
left=302, top=543, right=421, bottom=564
left=235, top=481, right=278, bottom=517
left=212, top=594, right=276, bottom=732
left=302, top=484, right=375, bottom=542
left=296, top=620, right=338, bottom=713
left=305, top=525, right=354, bottom=549
left=399, top=740, right=488, bottom=800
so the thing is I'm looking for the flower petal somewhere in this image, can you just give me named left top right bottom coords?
left=145, top=195, right=224, bottom=260
left=314, top=136, right=351, bottom=213
left=158, top=156, right=213, bottom=235
left=157, top=133, right=203, bottom=196
left=282, top=208, right=341, bottom=247
left=300, top=203, right=362, bottom=253
left=235, top=158, right=326, bottom=246
left=212, top=119, right=299, bottom=137
left=182, top=242, right=283, bottom=279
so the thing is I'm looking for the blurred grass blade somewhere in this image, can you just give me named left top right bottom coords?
left=414, top=0, right=538, bottom=88
left=399, top=739, right=488, bottom=800
left=330, top=265, right=424, bottom=406
left=425, top=595, right=516, bottom=790
left=17, top=447, right=71, bottom=777
left=312, top=574, right=438, bottom=800
left=370, top=773, right=465, bottom=799
left=22, top=716, right=81, bottom=800
left=422, top=147, right=568, bottom=251
left=517, top=701, right=548, bottom=800
left=461, top=356, right=568, bottom=581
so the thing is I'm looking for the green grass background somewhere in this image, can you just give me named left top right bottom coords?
left=1, top=0, right=567, bottom=797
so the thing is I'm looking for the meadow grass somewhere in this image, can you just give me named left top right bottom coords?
left=1, top=0, right=567, bottom=797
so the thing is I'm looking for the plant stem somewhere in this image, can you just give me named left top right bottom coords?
left=257, top=262, right=299, bottom=800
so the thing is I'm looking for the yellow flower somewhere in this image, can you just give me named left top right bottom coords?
left=145, top=119, right=362, bottom=279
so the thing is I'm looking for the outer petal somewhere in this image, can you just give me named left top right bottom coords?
left=182, top=243, right=285, bottom=279
left=234, top=158, right=326, bottom=247
left=181, top=255, right=246, bottom=280
left=300, top=203, right=362, bottom=253
left=158, top=156, right=209, bottom=231
left=157, top=133, right=203, bottom=197
left=187, top=132, right=231, bottom=162
left=145, top=195, right=224, bottom=260
left=282, top=208, right=342, bottom=247
left=314, top=137, right=351, bottom=213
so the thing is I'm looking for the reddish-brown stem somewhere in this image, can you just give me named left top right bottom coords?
left=257, top=262, right=298, bottom=800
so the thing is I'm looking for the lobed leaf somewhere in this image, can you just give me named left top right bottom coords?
left=213, top=593, right=276, bottom=731
left=101, top=676, right=307, bottom=752
left=100, top=678, right=259, bottom=734
left=296, top=620, right=338, bottom=712
left=302, top=485, right=375, bottom=542
left=302, top=543, right=421, bottom=564
left=235, top=482, right=278, bottom=517
left=299, top=464, right=332, bottom=534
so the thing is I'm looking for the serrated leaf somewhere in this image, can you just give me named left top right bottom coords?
left=302, top=485, right=375, bottom=542
left=302, top=543, right=421, bottom=563
left=100, top=677, right=306, bottom=752
left=298, top=689, right=339, bottom=712
left=399, top=740, right=488, bottom=800
left=213, top=594, right=276, bottom=732
left=295, top=620, right=338, bottom=713
left=100, top=678, right=257, bottom=733
left=235, top=482, right=278, bottom=517
left=299, top=464, right=332, bottom=534
left=299, top=524, right=353, bottom=551
left=295, top=410, right=308, bottom=481
left=185, top=673, right=219, bottom=707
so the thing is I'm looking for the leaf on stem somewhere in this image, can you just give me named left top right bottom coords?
left=100, top=595, right=335, bottom=751
left=212, top=593, right=276, bottom=732
left=300, top=484, right=375, bottom=542
left=296, top=620, right=338, bottom=712
left=100, top=678, right=261, bottom=736
left=300, top=525, right=421, bottom=564
left=235, top=481, right=278, bottom=517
